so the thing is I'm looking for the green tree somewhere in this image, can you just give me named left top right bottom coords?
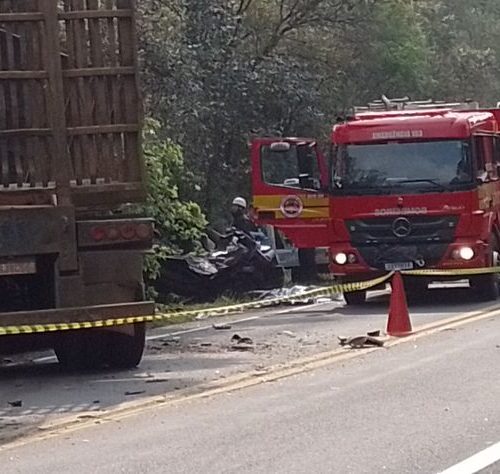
left=138, top=0, right=364, bottom=221
left=141, top=119, right=207, bottom=281
left=137, top=0, right=500, bottom=227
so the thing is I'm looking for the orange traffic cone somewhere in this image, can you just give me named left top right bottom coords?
left=387, top=272, right=412, bottom=337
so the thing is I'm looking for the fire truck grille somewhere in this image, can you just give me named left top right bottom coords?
left=345, top=215, right=459, bottom=269
left=346, top=215, right=458, bottom=245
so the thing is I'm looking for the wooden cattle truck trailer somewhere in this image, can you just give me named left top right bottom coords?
left=0, top=0, right=154, bottom=369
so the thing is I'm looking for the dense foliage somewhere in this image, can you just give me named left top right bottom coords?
left=141, top=120, right=207, bottom=282
left=138, top=0, right=500, bottom=223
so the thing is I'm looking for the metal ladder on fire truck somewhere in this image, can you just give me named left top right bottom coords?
left=352, top=95, right=480, bottom=114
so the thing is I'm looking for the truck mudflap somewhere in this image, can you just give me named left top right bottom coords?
left=0, top=301, right=154, bottom=334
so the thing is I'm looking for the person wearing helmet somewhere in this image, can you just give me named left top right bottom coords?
left=230, top=196, right=257, bottom=233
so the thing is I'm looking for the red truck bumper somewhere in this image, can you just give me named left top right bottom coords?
left=329, top=240, right=490, bottom=277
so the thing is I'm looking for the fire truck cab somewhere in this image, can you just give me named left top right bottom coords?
left=330, top=98, right=500, bottom=304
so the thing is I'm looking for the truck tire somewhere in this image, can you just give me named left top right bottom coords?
left=405, top=277, right=428, bottom=303
left=471, top=272, right=499, bottom=301
left=54, top=331, right=107, bottom=370
left=344, top=290, right=366, bottom=306
left=292, top=249, right=317, bottom=284
left=54, top=323, right=146, bottom=370
left=470, top=238, right=500, bottom=302
left=105, top=323, right=146, bottom=369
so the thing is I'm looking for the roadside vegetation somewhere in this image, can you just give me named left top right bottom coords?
left=138, top=0, right=500, bottom=293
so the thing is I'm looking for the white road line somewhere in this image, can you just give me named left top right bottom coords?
left=147, top=315, right=262, bottom=341
left=276, top=302, right=331, bottom=314
left=33, top=355, right=57, bottom=363
left=149, top=301, right=334, bottom=340
left=439, top=441, right=500, bottom=474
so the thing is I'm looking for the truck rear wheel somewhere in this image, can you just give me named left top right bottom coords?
left=54, top=331, right=106, bottom=370
left=344, top=290, right=366, bottom=306
left=105, top=323, right=146, bottom=369
left=54, top=323, right=146, bottom=370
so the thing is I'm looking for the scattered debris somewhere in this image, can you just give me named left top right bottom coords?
left=338, top=333, right=385, bottom=349
left=230, top=345, right=254, bottom=352
left=253, top=285, right=313, bottom=305
left=146, top=378, right=169, bottom=384
left=93, top=400, right=100, bottom=404
left=213, top=323, right=232, bottom=330
left=231, top=334, right=253, bottom=345
left=252, top=370, right=269, bottom=376
left=230, top=334, right=254, bottom=351
left=200, top=342, right=212, bottom=347
left=315, top=297, right=332, bottom=304
left=124, top=390, right=145, bottom=396
left=160, top=337, right=180, bottom=346
left=7, top=400, right=22, bottom=408
left=280, top=330, right=297, bottom=338
left=77, top=414, right=99, bottom=420
left=154, top=230, right=284, bottom=301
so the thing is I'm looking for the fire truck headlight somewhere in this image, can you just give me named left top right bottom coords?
left=334, top=252, right=348, bottom=265
left=458, top=246, right=474, bottom=261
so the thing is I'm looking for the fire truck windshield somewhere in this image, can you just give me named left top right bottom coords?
left=261, top=143, right=321, bottom=189
left=333, top=140, right=473, bottom=194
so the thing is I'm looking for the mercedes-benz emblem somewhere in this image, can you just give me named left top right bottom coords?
left=392, top=217, right=412, bottom=238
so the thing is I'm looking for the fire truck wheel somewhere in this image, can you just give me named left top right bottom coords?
left=470, top=239, right=500, bottom=302
left=344, top=290, right=366, bottom=305
left=471, top=272, right=499, bottom=301
left=405, top=277, right=428, bottom=303
left=105, top=323, right=146, bottom=369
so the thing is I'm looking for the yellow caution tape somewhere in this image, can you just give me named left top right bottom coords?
left=4, top=264, right=500, bottom=336
left=403, top=266, right=500, bottom=277
left=0, top=273, right=394, bottom=337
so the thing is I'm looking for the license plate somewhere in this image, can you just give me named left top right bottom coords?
left=385, top=262, right=414, bottom=271
left=0, top=259, right=36, bottom=276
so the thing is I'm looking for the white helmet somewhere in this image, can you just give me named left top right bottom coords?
left=232, top=196, right=247, bottom=208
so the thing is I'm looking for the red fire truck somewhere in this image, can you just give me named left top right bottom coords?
left=251, top=98, right=500, bottom=304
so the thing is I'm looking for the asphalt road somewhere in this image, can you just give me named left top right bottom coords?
left=0, top=284, right=493, bottom=443
left=2, top=302, right=500, bottom=473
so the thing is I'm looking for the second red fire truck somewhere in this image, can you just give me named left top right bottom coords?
left=251, top=98, right=500, bottom=304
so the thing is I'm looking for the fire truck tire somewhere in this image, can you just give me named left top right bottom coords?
left=344, top=290, right=366, bottom=305
left=292, top=249, right=317, bottom=284
left=105, top=323, right=146, bottom=369
left=471, top=273, right=499, bottom=301
left=470, top=239, right=500, bottom=302
left=405, top=277, right=428, bottom=303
